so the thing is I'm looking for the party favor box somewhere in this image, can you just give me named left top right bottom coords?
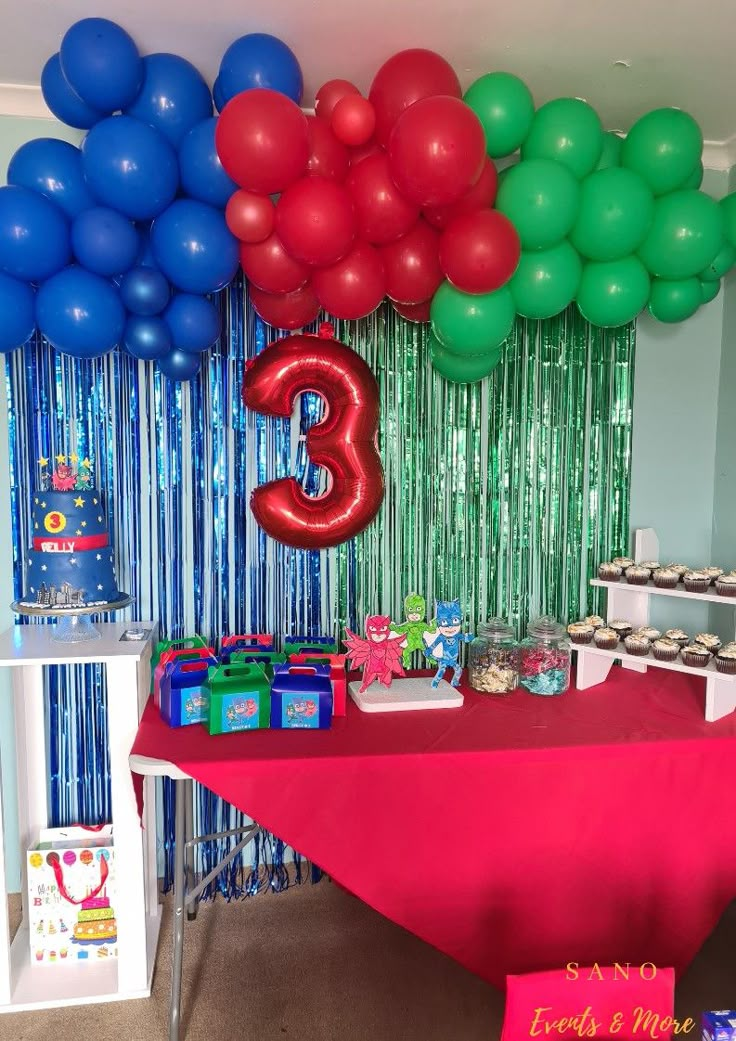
left=288, top=651, right=347, bottom=717
left=27, top=825, right=117, bottom=965
left=220, top=633, right=273, bottom=663
left=270, top=663, right=333, bottom=729
left=282, top=635, right=338, bottom=658
left=205, top=662, right=270, bottom=734
left=160, top=658, right=214, bottom=727
left=704, top=1011, right=736, bottom=1040
left=153, top=643, right=216, bottom=708
left=229, top=649, right=286, bottom=680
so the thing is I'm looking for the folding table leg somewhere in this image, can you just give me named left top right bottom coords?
left=170, top=779, right=186, bottom=1041
left=184, top=779, right=198, bottom=922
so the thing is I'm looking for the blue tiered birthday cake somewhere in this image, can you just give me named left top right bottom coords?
left=19, top=456, right=123, bottom=610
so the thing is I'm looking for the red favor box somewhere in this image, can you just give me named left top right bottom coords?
left=288, top=652, right=347, bottom=717
left=220, top=634, right=274, bottom=662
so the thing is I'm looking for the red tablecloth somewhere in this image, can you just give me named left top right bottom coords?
left=131, top=668, right=736, bottom=989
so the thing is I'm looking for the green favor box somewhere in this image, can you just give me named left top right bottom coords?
left=205, top=662, right=270, bottom=735
left=228, top=650, right=286, bottom=681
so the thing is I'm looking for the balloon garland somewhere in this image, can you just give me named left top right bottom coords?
left=0, top=18, right=734, bottom=386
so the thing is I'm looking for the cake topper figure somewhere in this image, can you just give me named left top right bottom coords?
left=344, top=615, right=407, bottom=693
left=424, top=599, right=474, bottom=688
left=390, top=592, right=436, bottom=669
left=39, top=454, right=93, bottom=492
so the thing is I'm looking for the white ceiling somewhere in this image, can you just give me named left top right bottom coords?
left=1, top=0, right=734, bottom=148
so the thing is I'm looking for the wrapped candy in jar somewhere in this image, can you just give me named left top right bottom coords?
left=520, top=616, right=570, bottom=696
left=468, top=618, right=520, bottom=694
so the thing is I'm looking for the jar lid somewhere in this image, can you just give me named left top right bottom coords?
left=478, top=617, right=515, bottom=640
left=526, top=615, right=565, bottom=641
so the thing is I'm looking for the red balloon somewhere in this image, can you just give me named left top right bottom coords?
left=240, top=232, right=310, bottom=294
left=249, top=283, right=320, bottom=330
left=215, top=89, right=309, bottom=194
left=315, top=79, right=361, bottom=122
left=380, top=219, right=442, bottom=304
left=226, top=190, right=275, bottom=243
left=347, top=152, right=419, bottom=244
left=243, top=322, right=384, bottom=549
left=392, top=298, right=431, bottom=322
left=313, top=242, right=386, bottom=320
left=349, top=140, right=383, bottom=166
left=439, top=210, right=521, bottom=293
left=369, top=49, right=461, bottom=147
left=331, top=96, right=376, bottom=147
left=276, top=177, right=355, bottom=266
left=389, top=96, right=486, bottom=207
left=305, top=115, right=349, bottom=182
left=423, top=158, right=499, bottom=230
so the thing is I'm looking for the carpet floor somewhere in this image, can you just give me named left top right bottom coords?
left=4, top=883, right=735, bottom=1041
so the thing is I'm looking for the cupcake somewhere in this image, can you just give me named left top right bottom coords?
left=652, top=637, right=680, bottom=662
left=634, top=626, right=661, bottom=641
left=665, top=564, right=690, bottom=581
left=665, top=628, right=689, bottom=647
left=610, top=619, right=633, bottom=640
left=703, top=567, right=724, bottom=585
left=694, top=633, right=722, bottom=653
left=681, top=643, right=711, bottom=668
left=594, top=627, right=618, bottom=649
left=684, top=570, right=711, bottom=593
left=584, top=615, right=605, bottom=629
left=715, top=645, right=736, bottom=674
left=567, top=622, right=594, bottom=645
left=716, top=576, right=736, bottom=597
left=638, top=561, right=660, bottom=573
left=598, top=562, right=622, bottom=582
left=624, top=633, right=650, bottom=656
left=625, top=565, right=651, bottom=586
left=612, top=556, right=635, bottom=570
left=653, top=567, right=679, bottom=589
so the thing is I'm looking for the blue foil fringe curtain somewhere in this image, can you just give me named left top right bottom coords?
left=4, top=278, right=635, bottom=898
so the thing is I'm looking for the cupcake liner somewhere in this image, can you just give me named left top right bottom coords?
left=653, top=576, right=678, bottom=589
left=715, top=658, right=736, bottom=674
left=569, top=633, right=593, bottom=645
left=716, top=582, right=736, bottom=597
left=598, top=568, right=621, bottom=582
left=681, top=651, right=710, bottom=668
left=653, top=648, right=679, bottom=662
left=684, top=579, right=710, bottom=593
left=594, top=637, right=618, bottom=650
left=626, top=575, right=650, bottom=586
left=624, top=644, right=650, bottom=656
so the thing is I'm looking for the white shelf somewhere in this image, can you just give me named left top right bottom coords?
left=575, top=642, right=736, bottom=680
left=0, top=621, right=155, bottom=667
left=590, top=578, right=736, bottom=607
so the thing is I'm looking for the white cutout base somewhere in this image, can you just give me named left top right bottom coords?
left=348, top=676, right=464, bottom=713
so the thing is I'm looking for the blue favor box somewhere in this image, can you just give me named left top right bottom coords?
left=270, top=663, right=333, bottom=729
left=160, top=658, right=215, bottom=727
left=703, top=1012, right=736, bottom=1041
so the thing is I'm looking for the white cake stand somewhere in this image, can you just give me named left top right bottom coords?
left=11, top=595, right=134, bottom=643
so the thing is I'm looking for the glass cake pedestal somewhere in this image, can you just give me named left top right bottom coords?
left=11, top=595, right=134, bottom=643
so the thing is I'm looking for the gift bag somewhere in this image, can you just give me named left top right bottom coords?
left=27, top=825, right=117, bottom=965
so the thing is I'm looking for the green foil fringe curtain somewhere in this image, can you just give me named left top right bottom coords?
left=4, top=283, right=635, bottom=896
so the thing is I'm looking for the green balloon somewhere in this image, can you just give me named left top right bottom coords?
left=463, top=72, right=535, bottom=159
left=720, top=193, right=736, bottom=249
left=596, top=132, right=623, bottom=170
left=496, top=159, right=580, bottom=250
left=430, top=335, right=503, bottom=384
left=700, top=242, right=736, bottom=281
left=648, top=277, right=702, bottom=322
left=571, top=168, right=654, bottom=261
left=621, top=108, right=703, bottom=195
left=638, top=190, right=724, bottom=279
left=577, top=256, right=650, bottom=327
left=510, top=242, right=582, bottom=319
left=430, top=281, right=516, bottom=356
left=521, top=98, right=603, bottom=178
left=700, top=278, right=720, bottom=303
left=683, top=161, right=703, bottom=189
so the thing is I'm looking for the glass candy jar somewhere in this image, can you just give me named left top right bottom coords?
left=519, top=616, right=570, bottom=696
left=468, top=618, right=520, bottom=694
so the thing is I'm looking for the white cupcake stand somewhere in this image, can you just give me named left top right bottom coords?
left=0, top=621, right=161, bottom=1012
left=576, top=528, right=736, bottom=722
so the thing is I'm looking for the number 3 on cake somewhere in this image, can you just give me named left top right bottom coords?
left=44, top=511, right=65, bottom=533
left=243, top=323, right=384, bottom=551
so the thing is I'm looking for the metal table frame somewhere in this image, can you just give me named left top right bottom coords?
left=129, top=754, right=261, bottom=1041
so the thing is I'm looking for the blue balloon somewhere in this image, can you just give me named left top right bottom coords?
left=41, top=54, right=103, bottom=130
left=135, top=226, right=159, bottom=269
left=123, top=315, right=171, bottom=360
left=218, top=34, right=303, bottom=105
left=179, top=119, right=237, bottom=208
left=37, top=266, right=125, bottom=359
left=120, top=266, right=170, bottom=315
left=158, top=347, right=201, bottom=381
left=60, top=18, right=142, bottom=113
left=164, top=293, right=222, bottom=353
left=124, top=53, right=212, bottom=148
left=151, top=200, right=239, bottom=294
left=0, top=273, right=35, bottom=353
left=213, top=76, right=226, bottom=114
left=0, top=186, right=70, bottom=282
left=8, top=138, right=95, bottom=220
left=82, top=116, right=179, bottom=220
left=71, top=208, right=140, bottom=277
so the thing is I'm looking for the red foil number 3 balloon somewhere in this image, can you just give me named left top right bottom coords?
left=243, top=322, right=384, bottom=549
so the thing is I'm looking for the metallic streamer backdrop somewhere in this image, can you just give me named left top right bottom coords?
left=4, top=278, right=635, bottom=895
